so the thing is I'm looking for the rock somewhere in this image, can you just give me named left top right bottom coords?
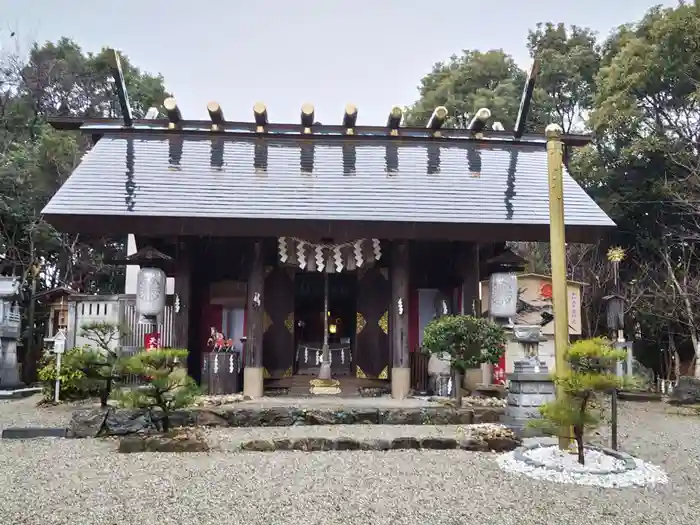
left=459, top=438, right=490, bottom=451
left=472, top=407, right=504, bottom=424
left=194, top=409, right=229, bottom=427
left=390, top=437, right=421, bottom=449
left=224, top=407, right=296, bottom=427
left=360, top=439, right=391, bottom=451
left=484, top=437, right=520, bottom=452
left=104, top=409, right=156, bottom=435
left=303, top=410, right=338, bottom=425
left=668, top=376, right=700, bottom=405
left=467, top=423, right=521, bottom=451
left=419, top=437, right=458, bottom=450
left=67, top=408, right=110, bottom=438
left=240, top=439, right=276, bottom=451
left=380, top=408, right=470, bottom=425
left=334, top=409, right=380, bottom=424
left=272, top=439, right=293, bottom=450
left=291, top=437, right=334, bottom=451
left=333, top=438, right=362, bottom=450
left=118, top=432, right=209, bottom=453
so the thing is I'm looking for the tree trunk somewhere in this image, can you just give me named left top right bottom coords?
left=453, top=369, right=462, bottom=406
left=664, top=250, right=700, bottom=378
left=99, top=377, right=112, bottom=408
left=574, top=424, right=585, bottom=465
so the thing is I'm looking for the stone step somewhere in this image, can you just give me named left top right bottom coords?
left=118, top=424, right=520, bottom=453
left=68, top=405, right=505, bottom=438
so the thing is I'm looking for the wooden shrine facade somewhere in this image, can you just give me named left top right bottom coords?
left=130, top=236, right=487, bottom=386
left=39, top=50, right=614, bottom=396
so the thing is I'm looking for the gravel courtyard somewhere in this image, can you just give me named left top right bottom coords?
left=0, top=397, right=698, bottom=525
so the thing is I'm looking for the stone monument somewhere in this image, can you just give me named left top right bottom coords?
left=0, top=277, right=23, bottom=389
left=503, top=358, right=555, bottom=437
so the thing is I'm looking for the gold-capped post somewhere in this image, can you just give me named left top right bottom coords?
left=468, top=108, right=491, bottom=136
left=545, top=122, right=570, bottom=451
left=427, top=106, right=448, bottom=136
left=387, top=106, right=402, bottom=136
left=253, top=102, right=268, bottom=133
left=207, top=101, right=225, bottom=131
left=301, top=103, right=315, bottom=134
left=163, top=97, right=181, bottom=129
left=343, top=103, right=358, bottom=134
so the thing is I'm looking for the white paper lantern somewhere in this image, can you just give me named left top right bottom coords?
left=136, top=267, right=167, bottom=319
left=489, top=272, right=518, bottom=318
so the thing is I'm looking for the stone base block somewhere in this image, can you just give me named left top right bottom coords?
left=391, top=367, right=410, bottom=399
left=243, top=367, right=264, bottom=398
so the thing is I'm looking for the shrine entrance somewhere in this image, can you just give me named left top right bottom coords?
left=293, top=272, right=357, bottom=376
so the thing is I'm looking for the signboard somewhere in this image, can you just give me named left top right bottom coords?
left=53, top=328, right=67, bottom=354
left=144, top=332, right=161, bottom=350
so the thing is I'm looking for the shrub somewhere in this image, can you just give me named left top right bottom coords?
left=422, top=315, right=506, bottom=372
left=37, top=347, right=100, bottom=402
left=74, top=321, right=127, bottom=407
left=534, top=337, right=627, bottom=464
left=118, top=349, right=199, bottom=432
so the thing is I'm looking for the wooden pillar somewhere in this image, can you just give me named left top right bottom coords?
left=391, top=240, right=410, bottom=399
left=460, top=243, right=480, bottom=316
left=459, top=242, right=488, bottom=390
left=173, top=244, right=191, bottom=350
left=244, top=239, right=265, bottom=397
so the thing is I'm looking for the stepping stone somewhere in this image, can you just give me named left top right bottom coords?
left=2, top=427, right=67, bottom=439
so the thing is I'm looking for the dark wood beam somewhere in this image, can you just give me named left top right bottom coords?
left=459, top=243, right=481, bottom=317
left=107, top=49, right=133, bottom=127
left=46, top=116, right=592, bottom=147
left=391, top=241, right=410, bottom=369
left=514, top=58, right=540, bottom=139
left=245, top=240, right=265, bottom=369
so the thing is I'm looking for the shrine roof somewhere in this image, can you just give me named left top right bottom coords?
left=42, top=132, right=613, bottom=242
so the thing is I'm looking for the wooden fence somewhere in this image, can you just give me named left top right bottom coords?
left=410, top=350, right=430, bottom=394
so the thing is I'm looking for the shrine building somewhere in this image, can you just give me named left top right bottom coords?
left=41, top=52, right=614, bottom=398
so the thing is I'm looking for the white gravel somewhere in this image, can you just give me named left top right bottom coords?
left=498, top=445, right=669, bottom=488
left=524, top=445, right=627, bottom=472
left=1, top=396, right=699, bottom=525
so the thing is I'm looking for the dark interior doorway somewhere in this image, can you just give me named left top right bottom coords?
left=294, top=272, right=357, bottom=375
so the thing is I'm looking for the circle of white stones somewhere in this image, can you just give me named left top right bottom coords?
left=513, top=443, right=636, bottom=475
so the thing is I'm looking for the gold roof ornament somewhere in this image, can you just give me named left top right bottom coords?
left=607, top=247, right=626, bottom=263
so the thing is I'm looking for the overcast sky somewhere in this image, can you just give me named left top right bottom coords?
left=0, top=0, right=678, bottom=125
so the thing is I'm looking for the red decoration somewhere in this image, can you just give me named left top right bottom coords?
left=492, top=354, right=506, bottom=385
left=144, top=332, right=161, bottom=350
left=540, top=282, right=553, bottom=300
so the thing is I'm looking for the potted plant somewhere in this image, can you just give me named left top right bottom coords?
left=422, top=315, right=506, bottom=404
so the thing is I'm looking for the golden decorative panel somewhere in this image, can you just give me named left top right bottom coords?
left=356, top=312, right=367, bottom=334
left=378, top=311, right=389, bottom=334
left=355, top=366, right=368, bottom=379
left=379, top=268, right=389, bottom=280
left=378, top=366, right=389, bottom=380
left=263, top=311, right=273, bottom=334
left=263, top=368, right=271, bottom=379
left=284, top=312, right=294, bottom=334
left=282, top=366, right=293, bottom=378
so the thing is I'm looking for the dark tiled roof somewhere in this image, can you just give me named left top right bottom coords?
left=42, top=134, right=614, bottom=230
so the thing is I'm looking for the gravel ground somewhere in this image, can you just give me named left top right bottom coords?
left=1, top=396, right=699, bottom=525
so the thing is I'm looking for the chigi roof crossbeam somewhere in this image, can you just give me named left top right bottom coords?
left=49, top=50, right=591, bottom=148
